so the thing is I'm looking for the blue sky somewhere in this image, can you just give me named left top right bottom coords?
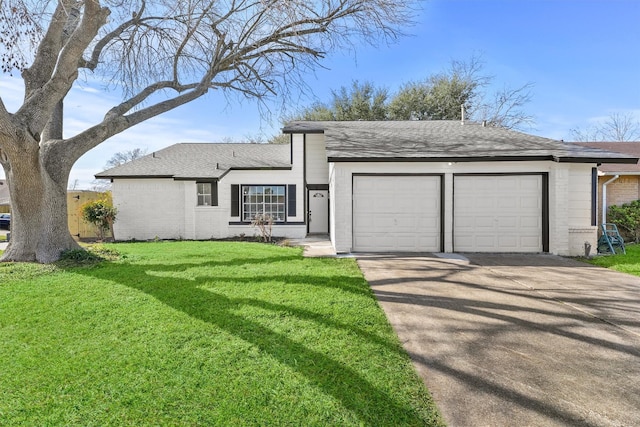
left=1, top=0, right=639, bottom=188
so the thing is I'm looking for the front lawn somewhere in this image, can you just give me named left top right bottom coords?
left=0, top=241, right=442, bottom=426
left=584, top=243, right=640, bottom=276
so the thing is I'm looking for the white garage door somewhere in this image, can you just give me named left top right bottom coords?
left=353, top=175, right=441, bottom=252
left=454, top=175, right=543, bottom=252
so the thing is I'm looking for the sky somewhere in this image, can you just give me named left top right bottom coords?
left=0, top=0, right=639, bottom=189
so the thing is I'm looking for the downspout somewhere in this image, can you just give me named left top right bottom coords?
left=602, top=175, right=620, bottom=225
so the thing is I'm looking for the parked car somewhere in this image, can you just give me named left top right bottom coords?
left=0, top=213, right=10, bottom=229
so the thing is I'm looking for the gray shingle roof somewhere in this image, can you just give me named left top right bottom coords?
left=95, top=143, right=291, bottom=179
left=283, top=120, right=638, bottom=163
left=573, top=142, right=640, bottom=173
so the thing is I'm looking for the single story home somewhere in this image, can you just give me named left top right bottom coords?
left=574, top=142, right=640, bottom=225
left=96, top=120, right=637, bottom=256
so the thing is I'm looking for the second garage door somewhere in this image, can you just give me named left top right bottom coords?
left=454, top=174, right=544, bottom=252
left=353, top=175, right=441, bottom=252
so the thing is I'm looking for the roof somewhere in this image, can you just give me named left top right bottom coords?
left=95, top=143, right=292, bottom=180
left=283, top=120, right=638, bottom=164
left=573, top=142, right=640, bottom=174
left=0, top=180, right=9, bottom=206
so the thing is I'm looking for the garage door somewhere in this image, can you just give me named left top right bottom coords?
left=353, top=175, right=441, bottom=252
left=454, top=174, right=543, bottom=252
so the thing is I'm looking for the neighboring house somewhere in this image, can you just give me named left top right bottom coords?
left=0, top=179, right=10, bottom=213
left=574, top=142, right=640, bottom=226
left=96, top=121, right=637, bottom=256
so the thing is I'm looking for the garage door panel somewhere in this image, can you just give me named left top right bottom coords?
left=498, top=199, right=518, bottom=209
left=498, top=236, right=519, bottom=248
left=498, top=217, right=518, bottom=228
left=454, top=175, right=543, bottom=253
left=353, top=176, right=441, bottom=252
left=520, top=217, right=542, bottom=230
left=521, top=198, right=540, bottom=209
left=520, top=236, right=541, bottom=247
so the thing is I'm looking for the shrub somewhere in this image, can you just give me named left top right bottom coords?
left=608, top=200, right=640, bottom=243
left=81, top=199, right=117, bottom=241
left=251, top=213, right=274, bottom=242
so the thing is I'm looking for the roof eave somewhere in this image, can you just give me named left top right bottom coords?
left=327, top=155, right=640, bottom=164
left=95, top=166, right=292, bottom=180
left=554, top=156, right=640, bottom=164
left=327, top=155, right=557, bottom=163
left=282, top=128, right=325, bottom=135
left=93, top=174, right=175, bottom=180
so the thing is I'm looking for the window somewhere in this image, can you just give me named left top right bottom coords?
left=242, top=185, right=285, bottom=222
left=197, top=182, right=218, bottom=206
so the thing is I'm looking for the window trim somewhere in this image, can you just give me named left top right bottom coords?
left=196, top=180, right=218, bottom=206
left=241, top=184, right=286, bottom=223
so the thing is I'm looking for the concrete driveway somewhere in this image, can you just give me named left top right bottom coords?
left=357, top=253, right=640, bottom=427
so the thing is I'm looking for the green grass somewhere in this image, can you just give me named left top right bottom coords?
left=0, top=241, right=443, bottom=426
left=584, top=242, right=640, bottom=276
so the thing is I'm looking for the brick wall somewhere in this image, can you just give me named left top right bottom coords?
left=598, top=175, right=640, bottom=224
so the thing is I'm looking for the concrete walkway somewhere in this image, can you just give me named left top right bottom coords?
left=290, top=234, right=336, bottom=257
left=357, top=253, right=640, bottom=427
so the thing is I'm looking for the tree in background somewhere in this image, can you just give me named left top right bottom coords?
left=570, top=112, right=640, bottom=142
left=104, top=148, right=148, bottom=169
left=388, top=57, right=486, bottom=121
left=90, top=148, right=149, bottom=191
left=0, top=0, right=415, bottom=262
left=332, top=81, right=389, bottom=121
left=283, top=56, right=534, bottom=130
left=286, top=81, right=388, bottom=121
left=474, top=83, right=535, bottom=130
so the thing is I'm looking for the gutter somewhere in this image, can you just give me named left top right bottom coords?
left=602, top=175, right=620, bottom=225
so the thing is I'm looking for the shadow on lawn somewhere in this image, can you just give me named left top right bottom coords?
left=72, top=254, right=435, bottom=425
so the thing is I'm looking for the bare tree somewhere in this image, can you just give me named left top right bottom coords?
left=68, top=179, right=80, bottom=191
left=91, top=147, right=148, bottom=191
left=104, top=148, right=148, bottom=169
left=0, top=0, right=414, bottom=262
left=571, top=112, right=640, bottom=142
left=476, top=83, right=535, bottom=130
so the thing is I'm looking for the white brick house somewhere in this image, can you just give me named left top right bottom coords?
left=96, top=121, right=637, bottom=256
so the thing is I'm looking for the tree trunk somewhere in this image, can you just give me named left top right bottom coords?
left=1, top=144, right=80, bottom=263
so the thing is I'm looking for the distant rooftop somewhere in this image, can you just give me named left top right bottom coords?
left=283, top=120, right=638, bottom=164
left=573, top=142, right=640, bottom=174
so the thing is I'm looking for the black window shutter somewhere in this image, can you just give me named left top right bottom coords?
left=288, top=185, right=296, bottom=217
left=212, top=182, right=219, bottom=207
left=231, top=184, right=239, bottom=217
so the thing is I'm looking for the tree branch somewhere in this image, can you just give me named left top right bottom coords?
left=80, top=2, right=147, bottom=71
left=22, top=1, right=69, bottom=96
left=18, top=0, right=110, bottom=138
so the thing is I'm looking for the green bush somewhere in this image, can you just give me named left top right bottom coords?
left=81, top=199, right=117, bottom=241
left=608, top=200, right=640, bottom=243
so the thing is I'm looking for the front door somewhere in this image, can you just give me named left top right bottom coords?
left=308, top=190, right=329, bottom=234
